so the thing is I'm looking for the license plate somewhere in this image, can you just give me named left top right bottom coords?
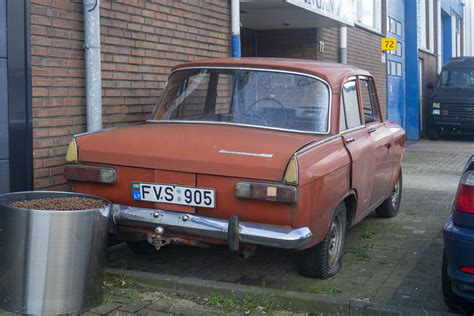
left=131, top=182, right=215, bottom=208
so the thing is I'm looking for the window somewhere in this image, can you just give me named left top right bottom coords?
left=387, top=42, right=402, bottom=57
left=439, top=69, right=474, bottom=88
left=417, top=0, right=434, bottom=51
left=354, top=0, right=382, bottom=32
left=388, top=17, right=402, bottom=37
left=152, top=69, right=331, bottom=133
left=340, top=81, right=362, bottom=131
left=388, top=61, right=403, bottom=77
left=452, top=14, right=462, bottom=57
left=359, top=79, right=379, bottom=123
left=396, top=20, right=402, bottom=36
left=396, top=42, right=402, bottom=57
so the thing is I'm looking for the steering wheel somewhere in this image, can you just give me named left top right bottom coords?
left=246, top=97, right=287, bottom=127
left=247, top=97, right=284, bottom=111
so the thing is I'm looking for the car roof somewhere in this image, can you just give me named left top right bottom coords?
left=172, top=57, right=371, bottom=92
left=444, top=57, right=474, bottom=69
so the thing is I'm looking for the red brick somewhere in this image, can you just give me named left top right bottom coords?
left=31, top=0, right=231, bottom=189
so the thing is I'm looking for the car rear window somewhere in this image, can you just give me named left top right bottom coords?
left=151, top=68, right=331, bottom=133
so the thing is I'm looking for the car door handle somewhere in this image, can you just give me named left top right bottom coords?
left=345, top=137, right=356, bottom=143
left=368, top=127, right=377, bottom=133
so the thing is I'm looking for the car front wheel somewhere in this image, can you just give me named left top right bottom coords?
left=298, top=203, right=347, bottom=279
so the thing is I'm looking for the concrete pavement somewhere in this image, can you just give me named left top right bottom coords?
left=104, top=138, right=474, bottom=314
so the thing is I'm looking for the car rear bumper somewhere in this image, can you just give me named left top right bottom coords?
left=443, top=216, right=474, bottom=302
left=111, top=204, right=312, bottom=250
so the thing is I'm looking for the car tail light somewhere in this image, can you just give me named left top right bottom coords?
left=65, top=138, right=78, bottom=163
left=236, top=181, right=297, bottom=203
left=64, top=164, right=117, bottom=184
left=461, top=266, right=474, bottom=274
left=455, top=170, right=474, bottom=214
left=283, top=156, right=299, bottom=185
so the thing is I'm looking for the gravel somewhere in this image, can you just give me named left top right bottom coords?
left=10, top=197, right=106, bottom=211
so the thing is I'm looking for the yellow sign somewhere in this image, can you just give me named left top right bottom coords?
left=381, top=38, right=397, bottom=51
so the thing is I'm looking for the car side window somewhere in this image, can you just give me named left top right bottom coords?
left=359, top=78, right=379, bottom=124
left=340, top=81, right=362, bottom=131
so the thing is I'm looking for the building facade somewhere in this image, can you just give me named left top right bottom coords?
left=0, top=0, right=469, bottom=193
left=466, top=0, right=474, bottom=55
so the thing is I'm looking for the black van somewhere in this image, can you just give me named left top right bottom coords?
left=427, top=57, right=474, bottom=140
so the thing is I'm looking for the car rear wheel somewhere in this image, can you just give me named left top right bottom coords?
left=126, top=240, right=159, bottom=255
left=376, top=169, right=402, bottom=218
left=298, top=203, right=347, bottom=279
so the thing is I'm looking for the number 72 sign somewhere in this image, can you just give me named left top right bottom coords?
left=381, top=38, right=397, bottom=51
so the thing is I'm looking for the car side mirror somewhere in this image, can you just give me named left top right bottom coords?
left=427, top=82, right=435, bottom=89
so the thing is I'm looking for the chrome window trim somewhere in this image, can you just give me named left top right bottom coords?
left=339, top=79, right=363, bottom=133
left=339, top=125, right=366, bottom=135
left=149, top=66, right=333, bottom=136
left=294, top=134, right=341, bottom=156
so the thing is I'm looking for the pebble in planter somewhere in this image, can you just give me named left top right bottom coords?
left=0, top=191, right=110, bottom=315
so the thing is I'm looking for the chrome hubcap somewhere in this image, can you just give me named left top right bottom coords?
left=328, top=215, right=343, bottom=269
left=391, top=178, right=401, bottom=207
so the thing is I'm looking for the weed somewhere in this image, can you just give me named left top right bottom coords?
left=312, top=286, right=342, bottom=296
left=207, top=293, right=237, bottom=312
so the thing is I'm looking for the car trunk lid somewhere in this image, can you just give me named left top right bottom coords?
left=76, top=122, right=323, bottom=182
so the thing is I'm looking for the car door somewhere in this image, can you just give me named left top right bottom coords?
left=359, top=76, right=394, bottom=207
left=339, top=78, right=377, bottom=221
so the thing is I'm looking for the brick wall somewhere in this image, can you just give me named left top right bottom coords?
left=419, top=50, right=437, bottom=135
left=317, top=28, right=338, bottom=62
left=31, top=0, right=230, bottom=190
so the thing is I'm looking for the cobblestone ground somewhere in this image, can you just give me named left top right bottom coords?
left=102, top=138, right=474, bottom=314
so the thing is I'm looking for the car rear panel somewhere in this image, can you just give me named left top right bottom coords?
left=444, top=217, right=474, bottom=301
left=71, top=165, right=292, bottom=226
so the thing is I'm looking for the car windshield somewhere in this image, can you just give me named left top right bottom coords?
left=438, top=68, right=474, bottom=88
left=151, top=68, right=330, bottom=133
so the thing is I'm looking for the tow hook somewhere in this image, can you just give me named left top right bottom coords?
left=147, top=226, right=170, bottom=250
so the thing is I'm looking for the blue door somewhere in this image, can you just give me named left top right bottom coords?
left=386, top=1, right=406, bottom=129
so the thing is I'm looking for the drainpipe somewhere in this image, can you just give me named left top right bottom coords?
left=338, top=26, right=347, bottom=64
left=462, top=1, right=466, bottom=56
left=231, top=0, right=241, bottom=57
left=83, top=0, right=103, bottom=132
left=437, top=0, right=442, bottom=73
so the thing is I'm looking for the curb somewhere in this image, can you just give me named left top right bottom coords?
left=106, top=268, right=454, bottom=315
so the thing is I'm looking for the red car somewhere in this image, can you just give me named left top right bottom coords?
left=64, top=58, right=405, bottom=278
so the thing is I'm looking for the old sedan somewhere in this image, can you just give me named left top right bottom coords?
left=64, top=58, right=405, bottom=278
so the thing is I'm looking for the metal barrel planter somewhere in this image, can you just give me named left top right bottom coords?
left=0, top=191, right=110, bottom=315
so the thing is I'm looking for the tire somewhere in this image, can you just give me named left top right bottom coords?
left=376, top=169, right=402, bottom=218
left=298, top=203, right=347, bottom=279
left=126, top=240, right=159, bottom=255
left=427, top=127, right=441, bottom=140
